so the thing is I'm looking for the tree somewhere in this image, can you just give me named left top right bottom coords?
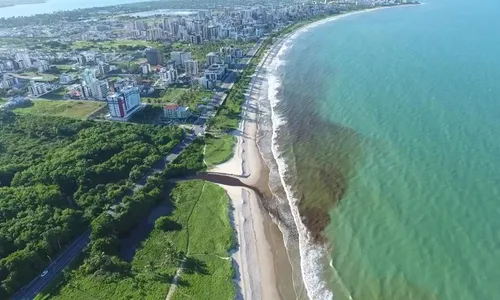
left=154, top=216, right=180, bottom=232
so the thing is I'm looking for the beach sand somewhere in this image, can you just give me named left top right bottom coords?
left=210, top=36, right=301, bottom=300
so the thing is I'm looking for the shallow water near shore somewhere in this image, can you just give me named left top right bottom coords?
left=269, top=0, right=500, bottom=299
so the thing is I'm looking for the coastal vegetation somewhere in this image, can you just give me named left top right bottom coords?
left=71, top=40, right=164, bottom=52
left=143, top=88, right=212, bottom=111
left=171, top=40, right=254, bottom=61
left=204, top=134, right=236, bottom=167
left=36, top=133, right=235, bottom=299
left=13, top=100, right=105, bottom=119
left=0, top=111, right=183, bottom=298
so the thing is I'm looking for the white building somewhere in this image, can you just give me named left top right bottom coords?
left=163, top=104, right=191, bottom=119
left=15, top=53, right=32, bottom=68
left=89, top=80, right=109, bottom=100
left=141, top=63, right=151, bottom=75
left=159, top=68, right=178, bottom=85
left=184, top=60, right=199, bottom=76
left=82, top=69, right=96, bottom=85
left=59, top=73, right=74, bottom=84
left=170, top=51, right=192, bottom=68
left=206, top=52, right=220, bottom=66
left=107, top=86, right=142, bottom=120
left=204, top=64, right=228, bottom=81
left=28, top=81, right=50, bottom=96
left=98, top=63, right=110, bottom=76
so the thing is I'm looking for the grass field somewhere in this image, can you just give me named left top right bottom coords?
left=39, top=180, right=235, bottom=300
left=72, top=40, right=162, bottom=51
left=166, top=181, right=236, bottom=300
left=143, top=88, right=213, bottom=111
left=16, top=72, right=57, bottom=82
left=204, top=134, right=236, bottom=167
left=171, top=40, right=254, bottom=61
left=14, top=100, right=105, bottom=119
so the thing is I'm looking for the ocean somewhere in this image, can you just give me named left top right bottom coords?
left=0, top=0, right=148, bottom=18
left=262, top=1, right=500, bottom=299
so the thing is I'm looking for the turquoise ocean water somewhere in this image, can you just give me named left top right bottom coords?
left=275, top=1, right=500, bottom=299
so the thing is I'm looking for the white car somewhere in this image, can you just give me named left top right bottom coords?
left=41, top=270, right=49, bottom=277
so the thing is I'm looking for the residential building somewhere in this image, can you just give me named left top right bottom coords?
left=163, top=104, right=191, bottom=119
left=159, top=68, right=178, bottom=85
left=146, top=48, right=164, bottom=66
left=184, top=60, right=199, bottom=76
left=78, top=54, right=87, bottom=66
left=82, top=69, right=96, bottom=85
left=76, top=84, right=92, bottom=99
left=107, top=86, right=142, bottom=119
left=89, top=80, right=109, bottom=100
left=170, top=51, right=192, bottom=68
left=140, top=63, right=151, bottom=74
left=98, top=63, right=110, bottom=76
left=59, top=73, right=74, bottom=84
left=28, top=81, right=50, bottom=96
left=204, top=64, right=228, bottom=81
left=206, top=52, right=221, bottom=66
left=15, top=53, right=31, bottom=68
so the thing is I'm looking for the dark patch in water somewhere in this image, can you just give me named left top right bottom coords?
left=276, top=89, right=362, bottom=244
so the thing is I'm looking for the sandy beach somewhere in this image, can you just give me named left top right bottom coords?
left=210, top=35, right=300, bottom=300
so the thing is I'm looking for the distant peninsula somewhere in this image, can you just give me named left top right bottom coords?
left=0, top=0, right=46, bottom=9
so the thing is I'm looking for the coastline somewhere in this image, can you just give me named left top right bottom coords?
left=210, top=4, right=419, bottom=300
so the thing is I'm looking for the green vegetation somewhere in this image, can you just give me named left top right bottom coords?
left=32, top=88, right=68, bottom=101
left=142, top=88, right=187, bottom=105
left=0, top=98, right=6, bottom=104
left=143, top=88, right=212, bottom=110
left=171, top=40, right=254, bottom=61
left=0, top=111, right=183, bottom=298
left=37, top=138, right=232, bottom=300
left=204, top=134, right=235, bottom=167
left=14, top=100, right=105, bottom=119
left=72, top=40, right=163, bottom=52
left=169, top=181, right=235, bottom=300
left=42, top=179, right=235, bottom=300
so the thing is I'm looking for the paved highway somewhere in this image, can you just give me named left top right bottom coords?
left=11, top=39, right=263, bottom=300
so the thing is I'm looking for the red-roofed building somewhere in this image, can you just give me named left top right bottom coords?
left=163, top=104, right=191, bottom=119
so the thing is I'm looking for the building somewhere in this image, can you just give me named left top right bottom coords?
left=133, top=20, right=147, bottom=31
left=159, top=68, right=178, bottom=85
left=76, top=84, right=92, bottom=99
left=98, top=63, right=110, bottom=76
left=78, top=54, right=87, bottom=66
left=146, top=28, right=163, bottom=41
left=107, top=86, right=142, bottom=119
left=206, top=52, right=221, bottom=66
left=141, top=63, right=151, bottom=74
left=59, top=73, right=74, bottom=84
left=15, top=53, right=31, bottom=68
left=82, top=69, right=96, bottom=85
left=204, top=64, right=228, bottom=81
left=28, top=81, right=50, bottom=96
left=170, top=51, right=192, bottom=68
left=163, top=104, right=191, bottom=119
left=146, top=48, right=164, bottom=66
left=89, top=80, right=109, bottom=100
left=184, top=60, right=199, bottom=76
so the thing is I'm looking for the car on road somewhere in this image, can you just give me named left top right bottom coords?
left=41, top=270, right=49, bottom=277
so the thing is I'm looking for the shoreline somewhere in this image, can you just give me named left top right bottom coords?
left=210, top=4, right=420, bottom=300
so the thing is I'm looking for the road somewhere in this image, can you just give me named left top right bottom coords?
left=11, top=39, right=263, bottom=300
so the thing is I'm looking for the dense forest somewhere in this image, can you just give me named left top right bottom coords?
left=0, top=111, right=184, bottom=297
